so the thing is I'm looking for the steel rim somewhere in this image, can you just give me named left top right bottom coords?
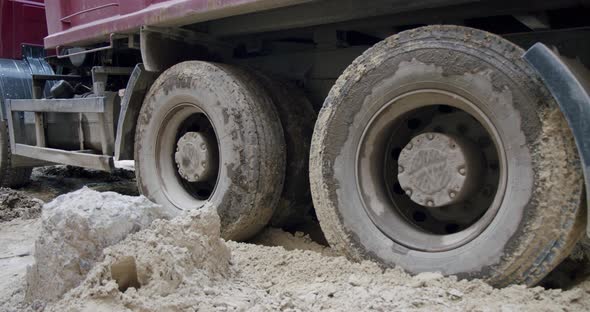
left=155, top=102, right=220, bottom=209
left=356, top=89, right=507, bottom=252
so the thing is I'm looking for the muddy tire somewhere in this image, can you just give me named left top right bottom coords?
left=310, top=25, right=585, bottom=286
left=135, top=61, right=285, bottom=241
left=0, top=123, right=31, bottom=187
left=253, top=73, right=316, bottom=227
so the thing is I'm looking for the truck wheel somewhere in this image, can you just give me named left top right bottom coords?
left=135, top=61, right=285, bottom=241
left=253, top=73, right=316, bottom=228
left=0, top=124, right=31, bottom=187
left=310, top=25, right=585, bottom=286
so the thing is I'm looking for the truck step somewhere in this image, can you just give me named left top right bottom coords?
left=13, top=144, right=113, bottom=172
left=8, top=97, right=106, bottom=113
left=8, top=97, right=105, bottom=113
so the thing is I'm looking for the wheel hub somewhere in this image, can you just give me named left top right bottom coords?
left=397, top=132, right=482, bottom=207
left=175, top=132, right=215, bottom=182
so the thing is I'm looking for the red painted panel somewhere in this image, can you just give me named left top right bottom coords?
left=0, top=0, right=47, bottom=59
left=43, top=0, right=308, bottom=49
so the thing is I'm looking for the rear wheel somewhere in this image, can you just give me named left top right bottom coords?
left=252, top=73, right=316, bottom=228
left=310, top=25, right=585, bottom=286
left=135, top=61, right=285, bottom=241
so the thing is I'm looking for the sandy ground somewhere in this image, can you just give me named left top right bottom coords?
left=0, top=219, right=40, bottom=311
left=0, top=165, right=589, bottom=311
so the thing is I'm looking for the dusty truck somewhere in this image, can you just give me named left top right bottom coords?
left=1, top=0, right=590, bottom=287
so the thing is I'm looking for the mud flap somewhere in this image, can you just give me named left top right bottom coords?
left=524, top=43, right=590, bottom=236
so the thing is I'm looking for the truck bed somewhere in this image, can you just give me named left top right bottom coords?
left=44, top=0, right=487, bottom=49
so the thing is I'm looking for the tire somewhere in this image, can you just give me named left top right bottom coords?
left=252, top=72, right=316, bottom=228
left=310, top=25, right=585, bottom=286
left=135, top=61, right=285, bottom=241
left=0, top=123, right=31, bottom=188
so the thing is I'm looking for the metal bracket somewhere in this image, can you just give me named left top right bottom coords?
left=56, top=33, right=117, bottom=59
left=140, top=26, right=232, bottom=72
left=91, top=66, right=134, bottom=95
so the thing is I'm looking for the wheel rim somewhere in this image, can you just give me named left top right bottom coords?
left=356, top=89, right=507, bottom=252
left=155, top=103, right=220, bottom=209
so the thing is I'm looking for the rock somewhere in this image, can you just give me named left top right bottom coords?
left=49, top=205, right=231, bottom=311
left=447, top=288, right=464, bottom=300
left=25, top=187, right=173, bottom=303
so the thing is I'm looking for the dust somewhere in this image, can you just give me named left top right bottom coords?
left=48, top=205, right=231, bottom=312
left=0, top=166, right=588, bottom=311
left=46, top=210, right=590, bottom=312
left=0, top=188, right=43, bottom=222
left=0, top=219, right=40, bottom=312
left=249, top=227, right=335, bottom=256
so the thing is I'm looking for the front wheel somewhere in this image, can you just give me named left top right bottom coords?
left=310, top=25, right=585, bottom=286
left=135, top=61, right=285, bottom=241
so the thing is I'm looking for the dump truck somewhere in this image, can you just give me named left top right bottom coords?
left=1, top=0, right=590, bottom=287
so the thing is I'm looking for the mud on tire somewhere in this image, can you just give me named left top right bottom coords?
left=135, top=61, right=285, bottom=241
left=310, top=25, right=585, bottom=286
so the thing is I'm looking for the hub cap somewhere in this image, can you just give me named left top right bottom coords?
left=175, top=132, right=215, bottom=183
left=398, top=132, right=482, bottom=208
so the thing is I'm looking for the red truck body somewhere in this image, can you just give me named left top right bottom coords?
left=0, top=0, right=47, bottom=59
left=43, top=0, right=308, bottom=48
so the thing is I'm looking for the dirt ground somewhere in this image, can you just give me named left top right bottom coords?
left=1, top=164, right=590, bottom=311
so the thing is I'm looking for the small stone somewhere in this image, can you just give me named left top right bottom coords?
left=411, top=272, right=444, bottom=287
left=348, top=274, right=362, bottom=286
left=447, top=289, right=463, bottom=300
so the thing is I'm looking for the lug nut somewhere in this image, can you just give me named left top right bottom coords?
left=426, top=200, right=434, bottom=207
left=458, top=167, right=466, bottom=175
left=449, top=191, right=456, bottom=199
left=405, top=189, right=412, bottom=196
left=406, top=143, right=413, bottom=150
left=398, top=166, right=404, bottom=173
left=426, top=133, right=434, bottom=140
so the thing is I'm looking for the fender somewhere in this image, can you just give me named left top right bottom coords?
left=524, top=43, right=590, bottom=236
left=114, top=64, right=158, bottom=160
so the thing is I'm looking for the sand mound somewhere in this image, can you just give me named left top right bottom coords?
left=47, top=211, right=590, bottom=312
left=25, top=188, right=172, bottom=303
left=0, top=188, right=43, bottom=222
left=249, top=227, right=335, bottom=256
left=49, top=205, right=230, bottom=312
